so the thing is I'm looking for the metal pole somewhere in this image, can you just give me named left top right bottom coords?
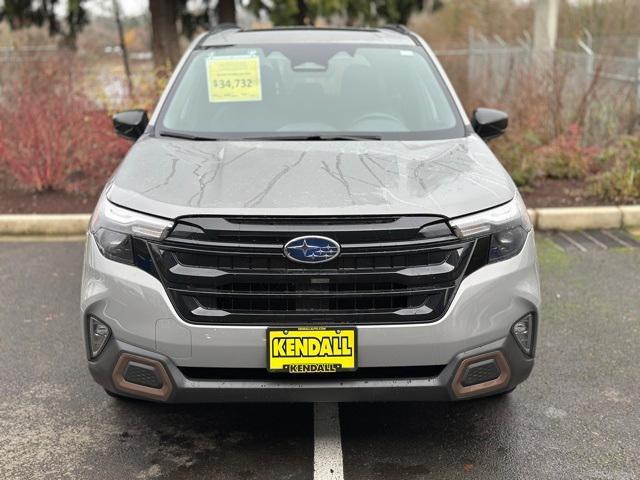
left=636, top=38, right=640, bottom=117
left=577, top=32, right=594, bottom=78
left=533, top=0, right=559, bottom=51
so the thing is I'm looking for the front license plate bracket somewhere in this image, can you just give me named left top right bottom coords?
left=267, top=327, right=357, bottom=373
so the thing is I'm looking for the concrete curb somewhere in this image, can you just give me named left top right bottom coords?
left=0, top=214, right=90, bottom=236
left=535, top=206, right=623, bottom=231
left=532, top=205, right=640, bottom=231
left=0, top=206, right=638, bottom=236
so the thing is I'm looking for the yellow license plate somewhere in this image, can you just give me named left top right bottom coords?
left=267, top=327, right=357, bottom=373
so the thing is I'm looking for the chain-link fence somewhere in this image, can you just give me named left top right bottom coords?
left=436, top=32, right=640, bottom=145
left=2, top=35, right=639, bottom=145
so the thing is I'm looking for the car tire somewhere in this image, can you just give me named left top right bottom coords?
left=492, top=386, right=516, bottom=397
left=104, top=388, right=134, bottom=401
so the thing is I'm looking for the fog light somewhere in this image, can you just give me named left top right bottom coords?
left=89, top=316, right=111, bottom=358
left=512, top=313, right=535, bottom=356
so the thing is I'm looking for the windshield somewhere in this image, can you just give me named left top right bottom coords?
left=159, top=43, right=464, bottom=140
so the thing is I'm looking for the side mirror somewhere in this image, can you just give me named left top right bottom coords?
left=471, top=108, right=508, bottom=141
left=113, top=109, right=149, bottom=141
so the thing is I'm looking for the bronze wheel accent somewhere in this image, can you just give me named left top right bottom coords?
left=112, top=353, right=173, bottom=401
left=451, top=351, right=511, bottom=398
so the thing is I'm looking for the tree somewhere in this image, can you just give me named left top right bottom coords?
left=112, top=0, right=133, bottom=95
left=0, top=0, right=88, bottom=49
left=217, top=0, right=237, bottom=24
left=248, top=0, right=439, bottom=27
left=61, top=0, right=89, bottom=49
left=248, top=0, right=341, bottom=26
left=149, top=0, right=182, bottom=71
left=350, top=0, right=441, bottom=25
left=375, top=0, right=423, bottom=25
left=149, top=0, right=239, bottom=71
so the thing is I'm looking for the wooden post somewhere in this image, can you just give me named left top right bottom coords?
left=113, top=0, right=133, bottom=96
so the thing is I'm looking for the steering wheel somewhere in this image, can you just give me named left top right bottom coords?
left=349, top=112, right=403, bottom=128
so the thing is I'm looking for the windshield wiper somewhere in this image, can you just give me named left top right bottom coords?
left=158, top=131, right=225, bottom=141
left=240, top=134, right=383, bottom=141
left=158, top=131, right=383, bottom=141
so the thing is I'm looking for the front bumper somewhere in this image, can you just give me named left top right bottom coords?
left=82, top=232, right=540, bottom=402
left=90, top=334, right=533, bottom=402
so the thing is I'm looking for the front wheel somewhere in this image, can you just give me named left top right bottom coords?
left=104, top=388, right=135, bottom=401
left=490, top=386, right=516, bottom=397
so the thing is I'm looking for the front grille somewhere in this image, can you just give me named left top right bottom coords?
left=135, top=215, right=489, bottom=325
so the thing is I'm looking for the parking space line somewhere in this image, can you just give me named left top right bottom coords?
left=580, top=230, right=607, bottom=250
left=314, top=403, right=344, bottom=480
left=601, top=229, right=633, bottom=248
left=558, top=232, right=588, bottom=252
left=548, top=239, right=565, bottom=252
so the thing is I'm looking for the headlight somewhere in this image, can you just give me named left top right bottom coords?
left=449, top=192, right=532, bottom=263
left=90, top=192, right=174, bottom=264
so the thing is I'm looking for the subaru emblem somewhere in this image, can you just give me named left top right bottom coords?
left=284, top=236, right=341, bottom=264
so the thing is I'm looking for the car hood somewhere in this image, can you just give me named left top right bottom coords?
left=107, top=135, right=515, bottom=219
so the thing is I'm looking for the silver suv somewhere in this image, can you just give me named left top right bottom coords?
left=81, top=26, right=540, bottom=403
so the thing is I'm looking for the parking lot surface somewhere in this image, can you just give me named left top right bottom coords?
left=0, top=236, right=638, bottom=479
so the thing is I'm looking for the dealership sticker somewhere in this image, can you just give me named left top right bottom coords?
left=206, top=55, right=262, bottom=103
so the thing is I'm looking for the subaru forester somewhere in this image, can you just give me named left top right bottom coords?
left=81, top=25, right=540, bottom=402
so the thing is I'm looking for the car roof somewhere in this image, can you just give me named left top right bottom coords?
left=199, top=26, right=418, bottom=47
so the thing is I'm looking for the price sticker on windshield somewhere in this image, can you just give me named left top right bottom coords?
left=206, top=55, right=262, bottom=103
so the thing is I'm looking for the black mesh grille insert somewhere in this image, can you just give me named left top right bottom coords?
left=123, top=362, right=163, bottom=389
left=171, top=249, right=450, bottom=272
left=191, top=289, right=444, bottom=314
left=461, top=359, right=501, bottom=387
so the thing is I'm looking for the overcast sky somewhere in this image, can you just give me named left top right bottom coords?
left=113, top=0, right=149, bottom=17
left=89, top=0, right=149, bottom=17
left=56, top=0, right=149, bottom=18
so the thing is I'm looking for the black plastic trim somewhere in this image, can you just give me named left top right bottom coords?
left=179, top=364, right=446, bottom=381
left=131, top=215, right=493, bottom=326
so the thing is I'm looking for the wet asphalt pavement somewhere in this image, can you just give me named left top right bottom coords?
left=0, top=236, right=638, bottom=480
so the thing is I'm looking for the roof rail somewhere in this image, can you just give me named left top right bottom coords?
left=210, top=23, right=241, bottom=34
left=380, top=24, right=411, bottom=35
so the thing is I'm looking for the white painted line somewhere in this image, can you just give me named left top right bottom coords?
left=314, top=403, right=345, bottom=480
left=549, top=240, right=565, bottom=253
left=580, top=230, right=607, bottom=250
left=601, top=229, right=633, bottom=248
left=558, top=232, right=588, bottom=253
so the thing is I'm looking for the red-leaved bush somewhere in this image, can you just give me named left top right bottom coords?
left=0, top=53, right=129, bottom=192
left=535, top=124, right=600, bottom=180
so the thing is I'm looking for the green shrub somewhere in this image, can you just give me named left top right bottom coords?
left=492, top=130, right=542, bottom=188
left=590, top=136, right=640, bottom=203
